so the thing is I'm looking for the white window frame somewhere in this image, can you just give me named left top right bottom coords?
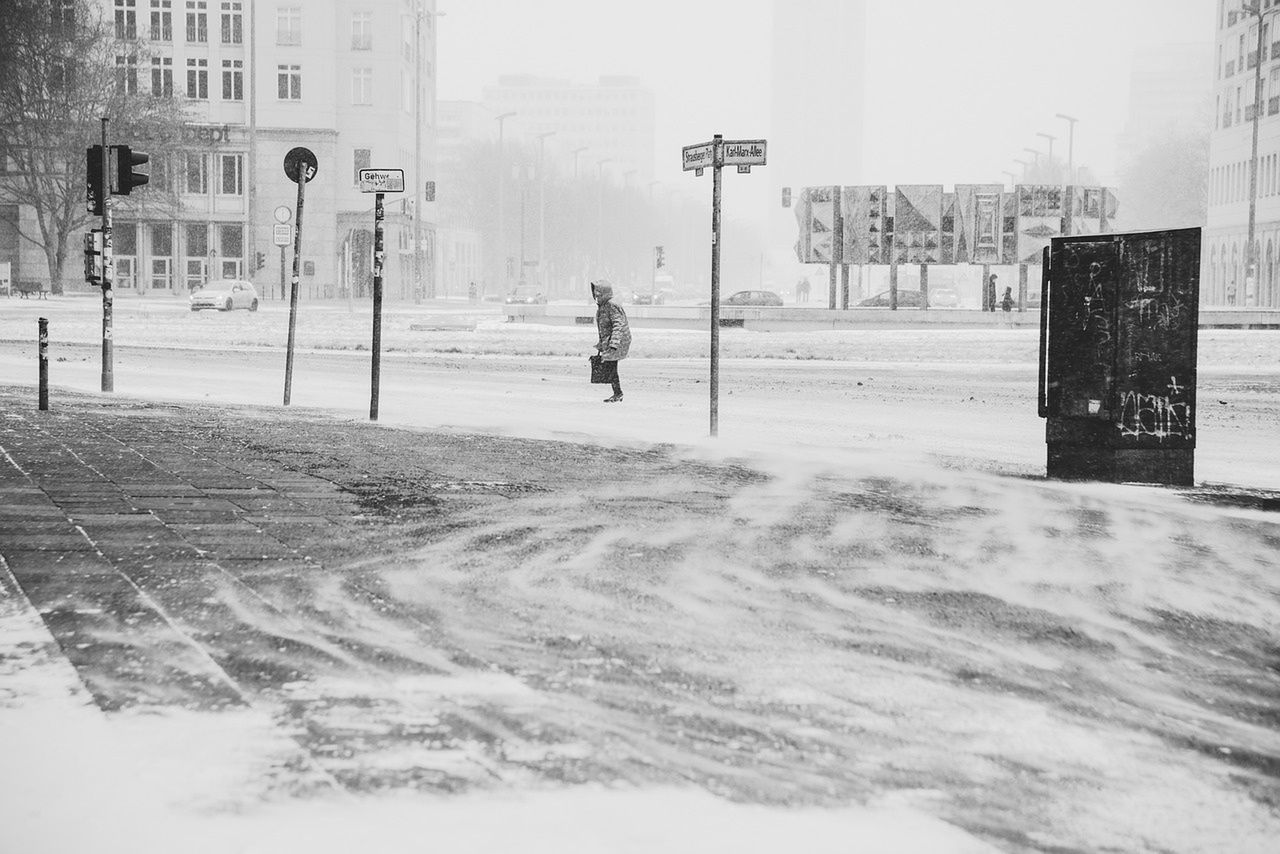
left=150, top=0, right=172, bottom=40
left=185, top=0, right=207, bottom=43
left=221, top=59, right=243, bottom=100
left=277, top=64, right=301, bottom=100
left=352, top=11, right=372, bottom=50
left=277, top=6, right=301, bottom=45
left=352, top=67, right=372, bottom=105
left=186, top=57, right=208, bottom=99
left=217, top=153, right=244, bottom=196
left=185, top=152, right=208, bottom=194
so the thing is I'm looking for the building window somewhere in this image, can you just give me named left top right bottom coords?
left=150, top=0, right=172, bottom=40
left=220, top=223, right=243, bottom=258
left=352, top=11, right=372, bottom=50
left=353, top=148, right=371, bottom=183
left=115, top=54, right=139, bottom=94
left=221, top=59, right=243, bottom=100
left=186, top=57, right=208, bottom=98
left=277, top=6, right=301, bottom=45
left=148, top=154, right=171, bottom=192
left=217, top=154, right=243, bottom=195
left=185, top=152, right=208, bottom=193
left=115, top=0, right=137, bottom=39
left=220, top=1, right=242, bottom=44
left=151, top=56, right=172, bottom=95
left=186, top=0, right=207, bottom=42
left=277, top=64, right=301, bottom=99
left=352, top=67, right=372, bottom=104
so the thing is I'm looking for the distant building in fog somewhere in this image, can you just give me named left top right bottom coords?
left=1206, top=2, right=1280, bottom=308
left=770, top=0, right=866, bottom=187
left=1121, top=42, right=1213, bottom=157
left=1, top=0, right=440, bottom=298
left=481, top=75, right=656, bottom=184
left=768, top=0, right=866, bottom=282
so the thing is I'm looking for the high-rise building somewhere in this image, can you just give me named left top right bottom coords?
left=1206, top=0, right=1280, bottom=308
left=5, top=0, right=439, bottom=299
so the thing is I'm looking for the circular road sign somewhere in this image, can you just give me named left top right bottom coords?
left=283, top=147, right=318, bottom=184
left=273, top=205, right=292, bottom=224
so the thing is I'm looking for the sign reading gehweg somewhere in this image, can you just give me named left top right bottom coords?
left=358, top=168, right=405, bottom=193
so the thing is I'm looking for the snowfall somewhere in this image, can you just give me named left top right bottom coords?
left=1, top=294, right=1278, bottom=854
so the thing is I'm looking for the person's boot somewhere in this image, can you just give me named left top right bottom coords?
left=603, top=393, right=623, bottom=403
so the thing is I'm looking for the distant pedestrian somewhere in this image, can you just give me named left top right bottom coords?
left=591, top=279, right=631, bottom=403
left=468, top=281, right=477, bottom=303
left=1000, top=286, right=1014, bottom=326
left=796, top=277, right=810, bottom=303
left=986, top=273, right=999, bottom=312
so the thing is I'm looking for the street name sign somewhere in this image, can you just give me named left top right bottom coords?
left=722, top=139, right=767, bottom=166
left=358, top=168, right=405, bottom=193
left=682, top=141, right=715, bottom=172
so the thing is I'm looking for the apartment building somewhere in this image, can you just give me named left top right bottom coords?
left=99, top=0, right=437, bottom=299
left=1206, top=0, right=1280, bottom=307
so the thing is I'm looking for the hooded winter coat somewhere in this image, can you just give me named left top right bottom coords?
left=592, top=281, right=632, bottom=361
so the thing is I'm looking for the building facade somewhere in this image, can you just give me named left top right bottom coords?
left=77, top=0, right=438, bottom=300
left=1206, top=0, right=1280, bottom=308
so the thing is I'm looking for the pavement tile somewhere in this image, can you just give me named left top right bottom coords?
left=0, top=550, right=115, bottom=573
left=1, top=535, right=96, bottom=551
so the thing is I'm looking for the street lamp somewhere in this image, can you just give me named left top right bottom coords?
left=571, top=146, right=589, bottom=179
left=1055, top=113, right=1078, bottom=184
left=536, top=131, right=556, bottom=294
left=1001, top=170, right=1018, bottom=189
left=494, top=111, right=516, bottom=291
left=1013, top=158, right=1032, bottom=179
left=1036, top=132, right=1057, bottom=172
left=596, top=158, right=611, bottom=273
left=1242, top=2, right=1279, bottom=306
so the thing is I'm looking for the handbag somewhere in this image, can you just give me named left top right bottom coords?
left=589, top=354, right=611, bottom=384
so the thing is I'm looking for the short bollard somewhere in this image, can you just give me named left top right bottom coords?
left=38, top=317, right=49, bottom=411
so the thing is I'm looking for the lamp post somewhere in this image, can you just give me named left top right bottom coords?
left=494, top=111, right=516, bottom=292
left=1055, top=113, right=1078, bottom=183
left=1013, top=158, right=1032, bottom=179
left=571, top=146, right=589, bottom=179
left=1036, top=132, right=1057, bottom=174
left=1242, top=2, right=1278, bottom=305
left=596, top=158, right=611, bottom=273
left=1001, top=170, right=1018, bottom=189
left=536, top=131, right=555, bottom=294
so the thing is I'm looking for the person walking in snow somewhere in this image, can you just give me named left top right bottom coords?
left=591, top=280, right=631, bottom=403
left=1000, top=285, right=1015, bottom=326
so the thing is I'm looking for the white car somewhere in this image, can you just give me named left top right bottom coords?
left=190, top=279, right=259, bottom=312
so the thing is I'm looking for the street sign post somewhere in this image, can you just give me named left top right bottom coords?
left=683, top=135, right=767, bottom=437
left=282, top=147, right=317, bottom=407
left=358, top=169, right=405, bottom=421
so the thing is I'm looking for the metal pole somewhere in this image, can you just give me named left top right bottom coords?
left=710, top=135, right=723, bottom=438
left=920, top=263, right=929, bottom=310
left=38, top=317, right=49, bottom=411
left=371, top=192, right=384, bottom=420
left=100, top=118, right=113, bottom=393
left=279, top=245, right=286, bottom=300
left=283, top=166, right=309, bottom=406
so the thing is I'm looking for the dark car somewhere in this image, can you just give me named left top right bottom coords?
left=504, top=287, right=547, bottom=305
left=723, top=290, right=783, bottom=307
left=857, top=289, right=924, bottom=308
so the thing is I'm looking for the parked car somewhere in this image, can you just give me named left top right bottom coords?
left=632, top=291, right=666, bottom=305
left=723, top=290, right=784, bottom=307
left=929, top=287, right=960, bottom=308
left=190, top=279, right=259, bottom=312
left=857, top=289, right=924, bottom=308
left=504, top=287, right=547, bottom=305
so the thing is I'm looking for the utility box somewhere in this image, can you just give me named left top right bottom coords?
left=1037, top=227, right=1200, bottom=485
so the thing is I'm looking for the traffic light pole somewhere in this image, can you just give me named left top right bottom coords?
left=283, top=167, right=307, bottom=406
left=100, top=118, right=113, bottom=393
left=709, top=135, right=722, bottom=438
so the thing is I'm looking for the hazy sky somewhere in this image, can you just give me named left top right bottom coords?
left=439, top=0, right=1215, bottom=219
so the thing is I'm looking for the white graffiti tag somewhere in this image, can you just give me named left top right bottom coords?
left=1118, top=389, right=1192, bottom=441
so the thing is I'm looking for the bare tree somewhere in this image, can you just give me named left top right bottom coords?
left=0, top=0, right=187, bottom=292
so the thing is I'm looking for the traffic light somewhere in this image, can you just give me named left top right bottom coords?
left=425, top=180, right=436, bottom=202
left=781, top=187, right=792, bottom=208
left=83, top=229, right=103, bottom=287
left=654, top=245, right=665, bottom=270
left=112, top=145, right=149, bottom=195
left=86, top=145, right=105, bottom=215
left=255, top=251, right=265, bottom=271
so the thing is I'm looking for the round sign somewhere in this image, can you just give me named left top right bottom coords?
left=273, top=205, right=292, bottom=224
left=283, top=147, right=318, bottom=184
